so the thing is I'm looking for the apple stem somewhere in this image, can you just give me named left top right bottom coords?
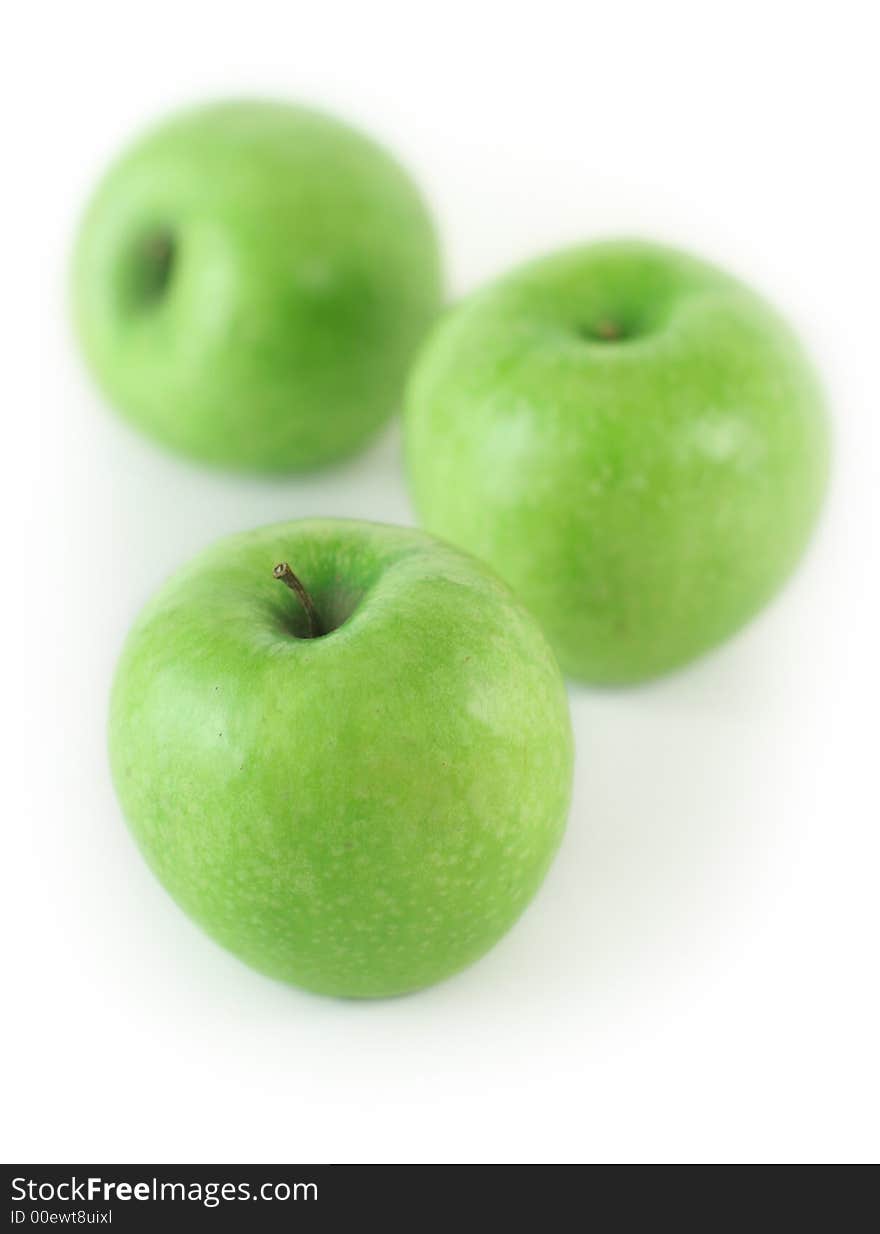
left=595, top=318, right=622, bottom=341
left=273, top=563, right=322, bottom=638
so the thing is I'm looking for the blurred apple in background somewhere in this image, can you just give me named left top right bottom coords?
left=72, top=99, right=443, bottom=472
left=405, top=239, right=830, bottom=684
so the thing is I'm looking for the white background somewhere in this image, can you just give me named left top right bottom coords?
left=4, top=1, right=879, bottom=1164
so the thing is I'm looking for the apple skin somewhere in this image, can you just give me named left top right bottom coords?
left=404, top=239, right=830, bottom=684
left=72, top=100, right=443, bottom=472
left=109, top=520, right=573, bottom=998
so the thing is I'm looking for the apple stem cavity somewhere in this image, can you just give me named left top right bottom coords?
left=138, top=230, right=175, bottom=305
left=273, top=562, right=322, bottom=638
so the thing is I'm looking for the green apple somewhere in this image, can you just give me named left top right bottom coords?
left=109, top=519, right=573, bottom=997
left=72, top=100, right=442, bottom=471
left=405, top=239, right=829, bottom=683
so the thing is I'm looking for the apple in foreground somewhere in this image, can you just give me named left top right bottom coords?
left=109, top=520, right=573, bottom=997
left=405, top=239, right=830, bottom=684
left=72, top=99, right=443, bottom=471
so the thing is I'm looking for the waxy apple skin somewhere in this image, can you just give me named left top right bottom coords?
left=72, top=100, right=443, bottom=472
left=405, top=240, right=829, bottom=684
left=109, top=520, right=573, bottom=998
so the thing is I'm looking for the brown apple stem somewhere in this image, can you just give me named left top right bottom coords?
left=146, top=231, right=173, bottom=266
left=595, top=318, right=622, bottom=341
left=273, top=563, right=321, bottom=638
